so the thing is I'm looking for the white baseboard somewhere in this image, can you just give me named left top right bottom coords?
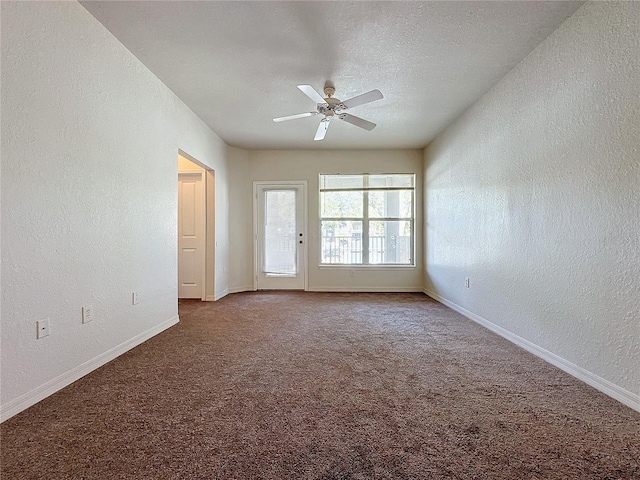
left=0, top=315, right=179, bottom=423
left=218, top=286, right=423, bottom=295
left=214, top=286, right=254, bottom=301
left=309, top=286, right=424, bottom=293
left=214, top=289, right=229, bottom=301
left=229, top=286, right=254, bottom=294
left=423, top=289, right=640, bottom=413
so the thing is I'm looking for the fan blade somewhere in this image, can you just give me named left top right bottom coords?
left=273, top=112, right=317, bottom=122
left=298, top=85, right=327, bottom=104
left=314, top=117, right=332, bottom=141
left=341, top=89, right=383, bottom=109
left=339, top=113, right=376, bottom=131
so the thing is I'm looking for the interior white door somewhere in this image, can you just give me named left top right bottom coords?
left=255, top=182, right=306, bottom=290
left=178, top=172, right=205, bottom=298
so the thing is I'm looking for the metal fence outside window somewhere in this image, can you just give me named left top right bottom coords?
left=321, top=235, right=410, bottom=264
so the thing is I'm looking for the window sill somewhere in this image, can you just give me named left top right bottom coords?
left=318, top=264, right=416, bottom=269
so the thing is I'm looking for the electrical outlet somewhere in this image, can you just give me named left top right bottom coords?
left=350, top=270, right=355, bottom=277
left=36, top=319, right=50, bottom=339
left=82, top=305, right=93, bottom=324
left=132, top=292, right=139, bottom=305
left=465, top=277, right=470, bottom=288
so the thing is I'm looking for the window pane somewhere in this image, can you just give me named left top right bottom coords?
left=368, top=174, right=414, bottom=188
left=321, top=191, right=363, bottom=218
left=320, top=174, right=363, bottom=190
left=368, top=190, right=413, bottom=218
left=369, top=221, right=412, bottom=264
left=264, top=190, right=296, bottom=275
left=321, top=221, right=363, bottom=264
left=319, top=173, right=415, bottom=266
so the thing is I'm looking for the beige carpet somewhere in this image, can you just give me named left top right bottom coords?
left=1, top=292, right=639, bottom=479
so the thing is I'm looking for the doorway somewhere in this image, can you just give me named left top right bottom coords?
left=254, top=181, right=307, bottom=290
left=178, top=153, right=215, bottom=300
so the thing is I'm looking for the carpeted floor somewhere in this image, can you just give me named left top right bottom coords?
left=1, top=292, right=639, bottom=479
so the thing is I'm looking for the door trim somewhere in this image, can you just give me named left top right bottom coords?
left=253, top=181, right=308, bottom=291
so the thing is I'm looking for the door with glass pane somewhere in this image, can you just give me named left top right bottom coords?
left=255, top=182, right=306, bottom=290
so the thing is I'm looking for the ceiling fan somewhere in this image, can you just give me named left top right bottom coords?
left=273, top=84, right=384, bottom=141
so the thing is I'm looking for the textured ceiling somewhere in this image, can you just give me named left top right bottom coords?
left=81, top=1, right=584, bottom=150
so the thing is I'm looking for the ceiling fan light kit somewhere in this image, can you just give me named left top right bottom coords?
left=273, top=84, right=383, bottom=141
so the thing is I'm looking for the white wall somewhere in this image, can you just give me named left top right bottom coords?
left=239, top=150, right=424, bottom=292
left=424, top=2, right=639, bottom=411
left=227, top=147, right=253, bottom=295
left=1, top=1, right=232, bottom=420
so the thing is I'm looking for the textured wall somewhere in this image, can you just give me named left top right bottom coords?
left=226, top=147, right=253, bottom=295
left=424, top=2, right=639, bottom=405
left=1, top=2, right=232, bottom=419
left=245, top=150, right=424, bottom=292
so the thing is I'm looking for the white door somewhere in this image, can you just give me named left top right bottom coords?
left=255, top=182, right=307, bottom=290
left=178, top=172, right=205, bottom=298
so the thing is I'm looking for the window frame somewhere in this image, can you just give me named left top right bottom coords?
left=319, top=173, right=415, bottom=267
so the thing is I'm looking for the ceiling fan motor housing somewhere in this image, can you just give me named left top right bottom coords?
left=319, top=97, right=344, bottom=116
left=318, top=101, right=340, bottom=116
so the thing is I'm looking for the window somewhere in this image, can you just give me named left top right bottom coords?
left=319, top=174, right=415, bottom=265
